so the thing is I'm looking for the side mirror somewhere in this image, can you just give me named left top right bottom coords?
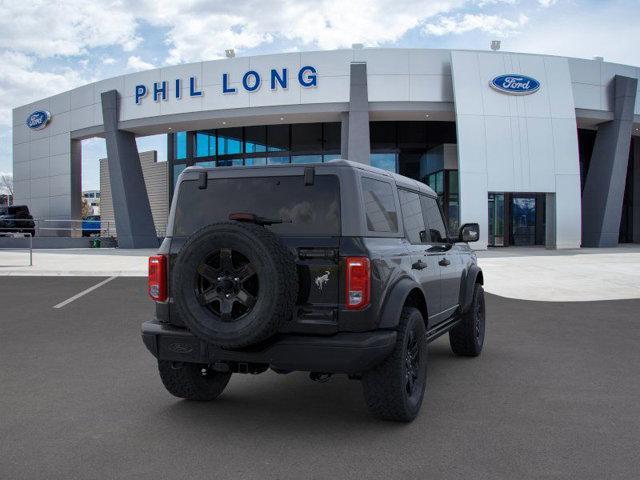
left=457, top=223, right=480, bottom=243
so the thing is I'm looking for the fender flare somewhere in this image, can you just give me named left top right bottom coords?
left=378, top=277, right=426, bottom=329
left=460, top=264, right=484, bottom=313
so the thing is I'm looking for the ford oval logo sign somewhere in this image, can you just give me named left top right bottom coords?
left=490, top=74, right=540, bottom=95
left=26, top=110, right=51, bottom=130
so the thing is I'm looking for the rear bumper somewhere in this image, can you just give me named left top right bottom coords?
left=141, top=320, right=397, bottom=374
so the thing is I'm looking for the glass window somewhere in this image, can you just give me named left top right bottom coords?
left=267, top=124, right=289, bottom=152
left=291, top=123, right=322, bottom=152
left=361, top=177, right=398, bottom=233
left=267, top=156, right=290, bottom=165
left=245, top=157, right=266, bottom=166
left=195, top=131, right=216, bottom=157
left=399, top=190, right=426, bottom=244
left=196, top=161, right=216, bottom=168
left=426, top=171, right=444, bottom=195
left=370, top=153, right=397, bottom=173
left=447, top=171, right=460, bottom=233
left=420, top=195, right=447, bottom=243
left=217, top=159, right=243, bottom=167
left=323, top=123, right=341, bottom=152
left=175, top=131, right=187, bottom=160
left=245, top=126, right=267, bottom=153
left=217, top=127, right=242, bottom=155
left=173, top=163, right=187, bottom=186
left=291, top=154, right=322, bottom=164
left=421, top=147, right=444, bottom=178
left=323, top=154, right=341, bottom=162
left=174, top=175, right=341, bottom=237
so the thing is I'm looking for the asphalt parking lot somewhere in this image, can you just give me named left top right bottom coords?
left=1, top=277, right=639, bottom=479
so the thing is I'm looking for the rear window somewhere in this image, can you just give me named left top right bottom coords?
left=361, top=177, right=398, bottom=233
left=173, top=175, right=340, bottom=237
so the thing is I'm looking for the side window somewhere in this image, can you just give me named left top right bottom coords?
left=361, top=177, right=398, bottom=233
left=420, top=195, right=448, bottom=243
left=398, top=189, right=426, bottom=244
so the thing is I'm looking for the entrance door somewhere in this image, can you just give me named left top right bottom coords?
left=510, top=195, right=537, bottom=246
left=488, top=193, right=505, bottom=246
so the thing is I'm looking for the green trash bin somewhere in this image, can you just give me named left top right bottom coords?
left=91, top=238, right=101, bottom=248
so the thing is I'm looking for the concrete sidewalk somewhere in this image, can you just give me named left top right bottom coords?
left=1, top=246, right=639, bottom=301
left=477, top=245, right=640, bottom=302
left=0, top=248, right=154, bottom=276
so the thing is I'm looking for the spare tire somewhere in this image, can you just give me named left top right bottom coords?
left=173, top=222, right=298, bottom=348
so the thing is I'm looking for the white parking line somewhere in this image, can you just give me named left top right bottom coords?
left=53, top=276, right=118, bottom=309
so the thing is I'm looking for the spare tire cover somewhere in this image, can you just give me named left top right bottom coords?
left=173, top=222, right=298, bottom=348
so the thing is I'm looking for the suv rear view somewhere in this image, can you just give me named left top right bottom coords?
left=142, top=160, right=485, bottom=422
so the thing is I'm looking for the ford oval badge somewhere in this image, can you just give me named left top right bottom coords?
left=26, top=110, right=52, bottom=130
left=490, top=74, right=540, bottom=95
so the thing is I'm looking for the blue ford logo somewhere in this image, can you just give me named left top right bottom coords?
left=490, top=74, right=540, bottom=95
left=26, top=110, right=51, bottom=130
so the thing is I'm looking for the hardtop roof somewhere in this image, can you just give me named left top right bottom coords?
left=184, top=159, right=437, bottom=197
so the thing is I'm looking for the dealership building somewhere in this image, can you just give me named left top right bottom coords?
left=11, top=48, right=640, bottom=248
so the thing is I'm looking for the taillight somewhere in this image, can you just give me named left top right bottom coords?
left=148, top=255, right=167, bottom=302
left=345, top=256, right=370, bottom=310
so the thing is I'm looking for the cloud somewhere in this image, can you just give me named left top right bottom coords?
left=0, top=0, right=141, bottom=57
left=102, top=57, right=116, bottom=65
left=137, top=0, right=466, bottom=64
left=0, top=51, right=87, bottom=125
left=538, top=0, right=557, bottom=7
left=0, top=51, right=89, bottom=172
left=424, top=13, right=529, bottom=36
left=126, top=55, right=156, bottom=72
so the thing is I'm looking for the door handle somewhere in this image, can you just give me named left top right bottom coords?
left=438, top=258, right=451, bottom=267
left=412, top=260, right=428, bottom=270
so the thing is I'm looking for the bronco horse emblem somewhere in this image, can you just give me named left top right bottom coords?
left=315, top=270, right=330, bottom=291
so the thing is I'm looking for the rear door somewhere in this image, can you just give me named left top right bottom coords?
left=397, top=189, right=441, bottom=323
left=171, top=172, right=343, bottom=333
left=420, top=195, right=462, bottom=318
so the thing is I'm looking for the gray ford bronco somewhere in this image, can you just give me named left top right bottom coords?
left=142, top=160, right=485, bottom=422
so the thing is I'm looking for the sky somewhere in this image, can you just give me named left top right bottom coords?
left=0, top=0, right=639, bottom=191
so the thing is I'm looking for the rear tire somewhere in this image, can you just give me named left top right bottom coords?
left=158, top=361, right=231, bottom=401
left=173, top=222, right=298, bottom=348
left=362, top=307, right=427, bottom=422
left=449, top=283, right=485, bottom=356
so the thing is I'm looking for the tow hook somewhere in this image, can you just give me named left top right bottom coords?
left=309, top=372, right=332, bottom=383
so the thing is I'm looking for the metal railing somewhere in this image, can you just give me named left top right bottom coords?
left=0, top=218, right=114, bottom=237
left=0, top=218, right=166, bottom=238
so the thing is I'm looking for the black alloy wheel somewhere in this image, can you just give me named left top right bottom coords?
left=195, top=248, right=259, bottom=322
left=362, top=307, right=428, bottom=422
left=449, top=283, right=485, bottom=356
left=172, top=222, right=298, bottom=348
left=474, top=289, right=485, bottom=341
left=405, top=329, right=421, bottom=397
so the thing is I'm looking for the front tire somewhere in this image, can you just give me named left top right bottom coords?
left=449, top=283, right=485, bottom=356
left=158, top=361, right=231, bottom=401
left=362, top=307, right=427, bottom=422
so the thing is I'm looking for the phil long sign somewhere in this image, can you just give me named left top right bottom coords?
left=135, top=66, right=318, bottom=105
left=490, top=74, right=540, bottom=95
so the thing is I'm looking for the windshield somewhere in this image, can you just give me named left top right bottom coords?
left=173, top=174, right=341, bottom=237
